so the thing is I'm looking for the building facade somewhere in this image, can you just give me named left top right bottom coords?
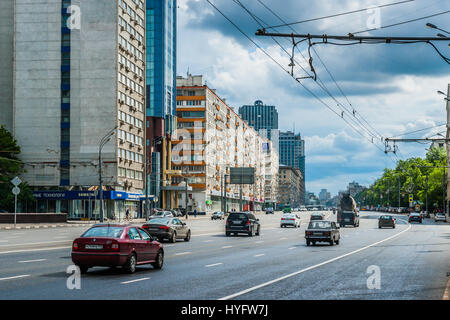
left=279, top=131, right=305, bottom=189
left=319, top=188, right=331, bottom=203
left=278, top=165, right=304, bottom=207
left=173, top=74, right=278, bottom=212
left=347, top=181, right=366, bottom=197
left=0, top=0, right=147, bottom=219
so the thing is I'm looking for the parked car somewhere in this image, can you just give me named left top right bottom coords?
left=378, top=215, right=396, bottom=228
left=408, top=213, right=422, bottom=223
left=305, top=220, right=340, bottom=246
left=211, top=211, right=225, bottom=220
left=265, top=207, right=274, bottom=214
left=310, top=212, right=324, bottom=221
left=434, top=212, right=446, bottom=222
left=280, top=213, right=301, bottom=228
left=149, top=211, right=173, bottom=219
left=71, top=224, right=164, bottom=274
left=225, top=212, right=260, bottom=237
left=142, top=217, right=191, bottom=243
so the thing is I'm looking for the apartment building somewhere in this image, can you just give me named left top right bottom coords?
left=0, top=0, right=147, bottom=219
left=278, top=165, right=304, bottom=207
left=172, top=74, right=278, bottom=212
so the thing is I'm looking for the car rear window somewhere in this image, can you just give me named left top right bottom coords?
left=380, top=216, right=392, bottom=219
left=148, top=218, right=171, bottom=225
left=308, top=221, right=331, bottom=229
left=81, top=227, right=124, bottom=238
left=228, top=213, right=247, bottom=220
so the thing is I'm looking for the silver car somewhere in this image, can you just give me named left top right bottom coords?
left=434, top=213, right=446, bottom=222
left=280, top=213, right=301, bottom=228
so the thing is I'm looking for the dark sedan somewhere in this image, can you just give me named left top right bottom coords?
left=71, top=224, right=164, bottom=274
left=378, top=215, right=396, bottom=228
left=408, top=213, right=423, bottom=223
left=305, top=220, right=340, bottom=246
left=142, top=217, right=191, bottom=243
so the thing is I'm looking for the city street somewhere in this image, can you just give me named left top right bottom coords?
left=0, top=211, right=448, bottom=300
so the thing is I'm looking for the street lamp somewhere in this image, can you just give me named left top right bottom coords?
left=99, top=126, right=117, bottom=223
left=426, top=22, right=450, bottom=35
left=437, top=90, right=450, bottom=102
left=145, top=136, right=164, bottom=220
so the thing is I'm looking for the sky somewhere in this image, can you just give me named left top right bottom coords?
left=176, top=0, right=450, bottom=196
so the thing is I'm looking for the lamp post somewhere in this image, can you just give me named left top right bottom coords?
left=99, top=126, right=117, bottom=223
left=426, top=23, right=450, bottom=36
left=145, top=136, right=163, bottom=220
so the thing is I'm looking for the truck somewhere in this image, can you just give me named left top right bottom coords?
left=338, top=194, right=360, bottom=227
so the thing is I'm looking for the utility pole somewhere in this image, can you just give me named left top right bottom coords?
left=446, top=83, right=450, bottom=220
left=425, top=174, right=428, bottom=215
left=398, top=177, right=401, bottom=209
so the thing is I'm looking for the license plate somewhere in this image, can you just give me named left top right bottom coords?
left=313, top=232, right=322, bottom=235
left=345, top=218, right=350, bottom=221
left=85, top=244, right=103, bottom=250
left=232, top=221, right=242, bottom=225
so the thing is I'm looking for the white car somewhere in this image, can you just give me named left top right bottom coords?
left=435, top=213, right=446, bottom=222
left=280, top=213, right=301, bottom=228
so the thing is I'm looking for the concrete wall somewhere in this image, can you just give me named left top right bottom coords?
left=14, top=0, right=62, bottom=186
left=0, top=0, right=14, bottom=132
left=68, top=0, right=118, bottom=187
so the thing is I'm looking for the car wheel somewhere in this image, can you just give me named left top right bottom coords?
left=393, top=225, right=396, bottom=228
left=378, top=225, right=381, bottom=229
left=256, top=227, right=260, bottom=236
left=248, top=228, right=254, bottom=237
left=184, top=230, right=191, bottom=242
left=226, top=232, right=230, bottom=237
left=125, top=253, right=137, bottom=274
left=78, top=265, right=88, bottom=274
left=329, top=240, right=334, bottom=246
left=152, top=250, right=164, bottom=270
left=306, top=240, right=310, bottom=246
left=335, top=239, right=340, bottom=245
left=312, top=241, right=316, bottom=246
left=170, top=232, right=177, bottom=243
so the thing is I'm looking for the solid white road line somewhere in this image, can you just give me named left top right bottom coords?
left=0, top=275, right=30, bottom=281
left=222, top=245, right=233, bottom=249
left=18, top=259, right=47, bottom=263
left=219, top=223, right=412, bottom=300
left=254, top=254, right=265, bottom=257
left=203, top=240, right=214, bottom=243
left=205, top=263, right=223, bottom=268
left=443, top=278, right=450, bottom=300
left=288, top=247, right=296, bottom=250
left=0, top=240, right=73, bottom=247
left=121, top=277, right=150, bottom=284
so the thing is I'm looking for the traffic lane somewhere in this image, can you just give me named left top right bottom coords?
left=232, top=222, right=450, bottom=300
left=1, top=213, right=409, bottom=299
left=0, top=214, right=400, bottom=299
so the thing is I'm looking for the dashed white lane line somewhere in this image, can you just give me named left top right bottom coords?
left=175, top=251, right=191, bottom=256
left=0, top=246, right=72, bottom=255
left=288, top=247, right=296, bottom=250
left=0, top=275, right=31, bottom=281
left=280, top=237, right=288, bottom=240
left=203, top=240, right=214, bottom=243
left=0, top=240, right=73, bottom=247
left=121, top=277, right=150, bottom=284
left=222, top=245, right=233, bottom=249
left=18, top=259, right=47, bottom=263
left=205, top=263, right=223, bottom=268
left=254, top=254, right=265, bottom=257
left=165, top=244, right=176, bottom=247
left=219, top=223, right=412, bottom=300
left=0, top=240, right=8, bottom=243
left=255, top=241, right=264, bottom=244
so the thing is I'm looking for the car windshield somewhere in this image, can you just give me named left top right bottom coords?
left=283, top=214, right=294, bottom=218
left=228, top=213, right=247, bottom=220
left=81, top=226, right=124, bottom=238
left=380, top=216, right=392, bottom=219
left=308, top=221, right=332, bottom=229
left=148, top=218, right=171, bottom=225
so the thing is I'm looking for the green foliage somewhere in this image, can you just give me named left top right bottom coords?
left=359, top=147, right=447, bottom=210
left=0, top=126, right=34, bottom=212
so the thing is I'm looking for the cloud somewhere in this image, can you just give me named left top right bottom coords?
left=177, top=0, right=450, bottom=195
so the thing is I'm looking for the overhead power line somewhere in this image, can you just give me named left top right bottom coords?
left=389, top=122, right=446, bottom=138
left=264, top=0, right=415, bottom=30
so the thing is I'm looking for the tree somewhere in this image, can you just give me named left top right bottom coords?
left=0, top=126, right=34, bottom=212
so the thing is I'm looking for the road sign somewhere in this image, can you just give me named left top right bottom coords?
left=11, top=176, right=21, bottom=186
left=229, top=167, right=255, bottom=184
left=409, top=194, right=413, bottom=202
left=12, top=187, right=20, bottom=196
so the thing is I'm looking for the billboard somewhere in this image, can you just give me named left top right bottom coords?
left=229, top=167, right=255, bottom=184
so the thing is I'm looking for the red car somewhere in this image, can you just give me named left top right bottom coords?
left=71, top=224, right=164, bottom=274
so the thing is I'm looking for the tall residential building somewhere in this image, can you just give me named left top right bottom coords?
left=0, top=0, right=147, bottom=219
left=239, top=100, right=279, bottom=152
left=319, top=188, right=331, bottom=203
left=279, top=131, right=305, bottom=182
left=347, top=181, right=366, bottom=197
left=145, top=0, right=177, bottom=211
left=173, top=75, right=279, bottom=212
left=278, top=165, right=304, bottom=207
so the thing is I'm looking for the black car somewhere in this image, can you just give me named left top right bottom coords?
left=211, top=211, right=225, bottom=220
left=225, top=212, right=260, bottom=237
left=305, top=220, right=340, bottom=246
left=378, top=215, right=396, bottom=228
left=142, top=217, right=191, bottom=242
left=408, top=213, right=423, bottom=223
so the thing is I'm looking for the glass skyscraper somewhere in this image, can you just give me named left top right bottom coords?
left=279, top=131, right=305, bottom=183
left=146, top=0, right=177, bottom=134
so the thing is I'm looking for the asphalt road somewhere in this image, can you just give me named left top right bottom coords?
left=0, top=211, right=449, bottom=300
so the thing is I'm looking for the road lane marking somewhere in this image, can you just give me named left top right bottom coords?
left=18, top=259, right=47, bottom=263
left=0, top=240, right=73, bottom=247
left=280, top=237, right=288, bottom=240
left=255, top=241, right=264, bottom=244
left=175, top=251, right=191, bottom=256
left=165, top=244, right=175, bottom=247
left=254, top=254, right=265, bottom=257
left=222, top=245, right=233, bottom=249
left=203, top=240, right=214, bottom=243
left=443, top=279, right=450, bottom=300
left=219, top=223, right=412, bottom=300
left=205, top=263, right=223, bottom=268
left=121, top=277, right=150, bottom=284
left=0, top=275, right=30, bottom=281
left=288, top=247, right=296, bottom=250
left=0, top=240, right=8, bottom=243
left=0, top=246, right=71, bottom=255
